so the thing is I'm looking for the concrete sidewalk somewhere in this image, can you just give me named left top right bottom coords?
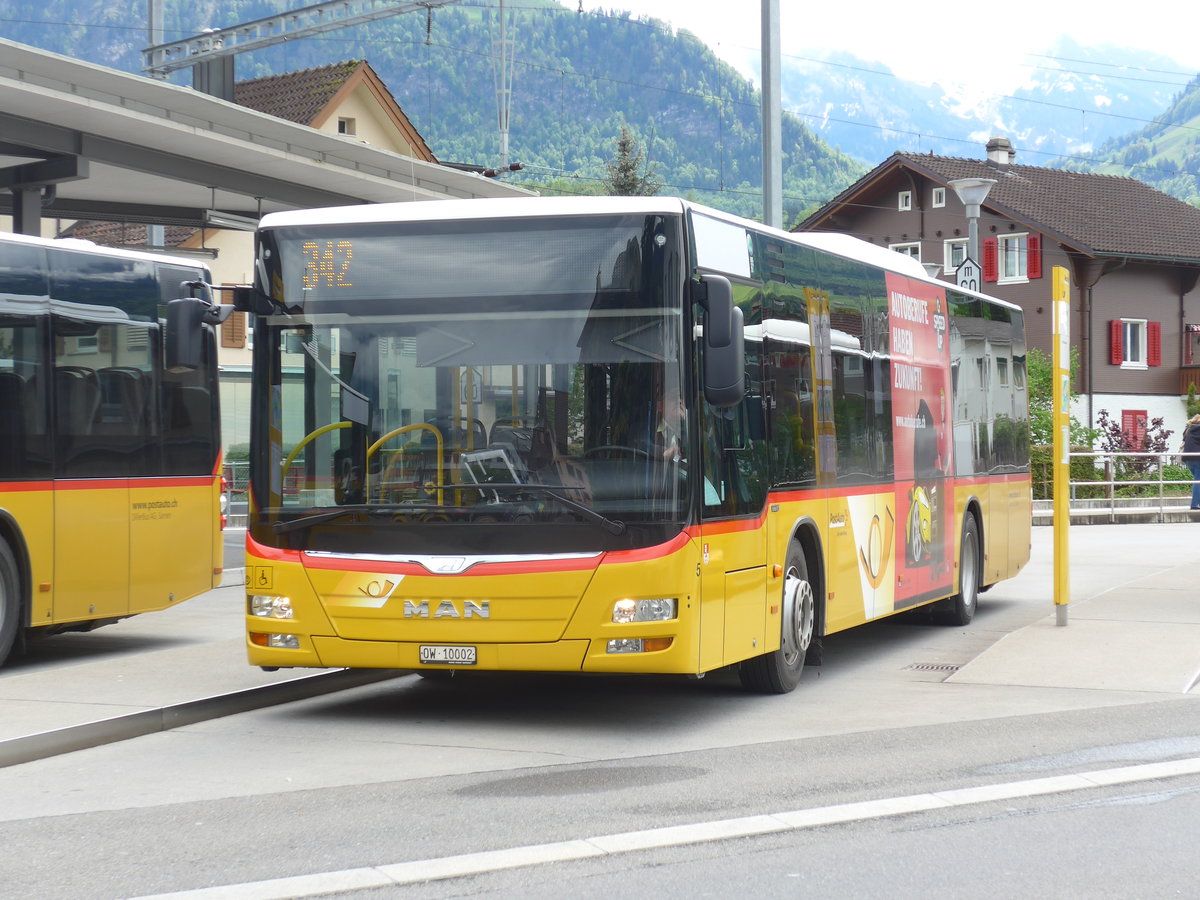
left=1, top=523, right=1198, bottom=768
left=0, top=571, right=403, bottom=766
left=952, top=544, right=1200, bottom=694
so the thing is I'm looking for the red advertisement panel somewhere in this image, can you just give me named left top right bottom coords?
left=886, top=273, right=954, bottom=604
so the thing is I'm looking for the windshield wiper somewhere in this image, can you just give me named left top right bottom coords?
left=270, top=504, right=453, bottom=534
left=460, top=482, right=626, bottom=536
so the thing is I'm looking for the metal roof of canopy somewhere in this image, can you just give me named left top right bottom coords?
left=0, top=39, right=531, bottom=233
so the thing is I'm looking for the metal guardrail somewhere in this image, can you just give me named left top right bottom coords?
left=1056, top=450, right=1198, bottom=524
left=223, top=459, right=250, bottom=504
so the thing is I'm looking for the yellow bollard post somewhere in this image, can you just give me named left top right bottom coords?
left=1052, top=265, right=1071, bottom=625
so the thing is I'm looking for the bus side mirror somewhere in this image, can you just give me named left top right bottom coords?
left=165, top=289, right=232, bottom=373
left=697, top=274, right=744, bottom=407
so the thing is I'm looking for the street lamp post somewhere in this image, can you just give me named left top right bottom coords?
left=948, top=177, right=997, bottom=266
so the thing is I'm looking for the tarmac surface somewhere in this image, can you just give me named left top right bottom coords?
left=1, top=522, right=1197, bottom=769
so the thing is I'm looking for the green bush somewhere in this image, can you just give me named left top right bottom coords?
left=1187, top=384, right=1200, bottom=419
left=1031, top=445, right=1105, bottom=500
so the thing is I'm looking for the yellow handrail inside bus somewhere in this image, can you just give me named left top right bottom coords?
left=367, top=423, right=444, bottom=506
left=281, top=422, right=351, bottom=477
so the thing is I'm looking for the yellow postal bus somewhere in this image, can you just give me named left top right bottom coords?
left=0, top=233, right=226, bottom=665
left=239, top=197, right=1030, bottom=692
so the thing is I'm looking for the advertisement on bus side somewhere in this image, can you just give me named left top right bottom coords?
left=886, top=273, right=954, bottom=606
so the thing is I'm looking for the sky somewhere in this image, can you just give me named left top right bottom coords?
left=576, top=1, right=1200, bottom=104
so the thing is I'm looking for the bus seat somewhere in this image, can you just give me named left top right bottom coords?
left=167, top=384, right=213, bottom=431
left=488, top=422, right=534, bottom=457
left=97, top=367, right=148, bottom=429
left=54, top=365, right=101, bottom=436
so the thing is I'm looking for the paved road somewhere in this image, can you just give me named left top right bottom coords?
left=0, top=523, right=1197, bottom=898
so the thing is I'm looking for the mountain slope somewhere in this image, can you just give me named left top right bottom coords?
left=782, top=36, right=1190, bottom=169
left=1066, top=75, right=1200, bottom=205
left=1, top=0, right=865, bottom=223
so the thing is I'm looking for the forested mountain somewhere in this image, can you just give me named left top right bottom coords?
left=1064, top=75, right=1200, bottom=206
left=4, top=1, right=1198, bottom=216
left=1, top=0, right=865, bottom=224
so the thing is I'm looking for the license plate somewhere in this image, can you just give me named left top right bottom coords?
left=419, top=645, right=476, bottom=666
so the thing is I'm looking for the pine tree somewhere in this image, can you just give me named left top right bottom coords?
left=604, top=124, right=662, bottom=196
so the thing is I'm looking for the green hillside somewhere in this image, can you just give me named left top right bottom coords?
left=1066, top=75, right=1200, bottom=206
left=3, top=0, right=866, bottom=224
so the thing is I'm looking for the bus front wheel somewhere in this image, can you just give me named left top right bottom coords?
left=739, top=544, right=815, bottom=694
left=0, top=540, right=20, bottom=667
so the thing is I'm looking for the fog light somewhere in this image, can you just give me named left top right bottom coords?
left=607, top=638, right=643, bottom=654
left=605, top=637, right=675, bottom=654
left=250, top=595, right=293, bottom=619
left=249, top=632, right=299, bottom=649
left=612, top=598, right=677, bottom=623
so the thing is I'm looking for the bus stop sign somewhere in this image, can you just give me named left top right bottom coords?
left=956, top=257, right=981, bottom=292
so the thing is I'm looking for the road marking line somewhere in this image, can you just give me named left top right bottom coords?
left=135, top=755, right=1200, bottom=899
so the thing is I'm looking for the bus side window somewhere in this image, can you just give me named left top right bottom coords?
left=701, top=342, right=767, bottom=519
left=765, top=341, right=815, bottom=486
left=0, top=316, right=49, bottom=479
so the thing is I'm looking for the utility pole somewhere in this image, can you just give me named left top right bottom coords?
left=761, top=0, right=782, bottom=229
left=491, top=0, right=516, bottom=170
left=147, top=0, right=165, bottom=249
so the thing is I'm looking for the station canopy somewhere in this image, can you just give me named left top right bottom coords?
left=0, top=39, right=529, bottom=234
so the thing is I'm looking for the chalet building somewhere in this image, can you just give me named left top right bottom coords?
left=796, top=137, right=1200, bottom=441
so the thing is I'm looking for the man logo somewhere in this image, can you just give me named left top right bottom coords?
left=858, top=506, right=896, bottom=589
left=403, top=600, right=490, bottom=619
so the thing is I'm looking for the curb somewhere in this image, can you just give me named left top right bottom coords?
left=0, top=668, right=407, bottom=769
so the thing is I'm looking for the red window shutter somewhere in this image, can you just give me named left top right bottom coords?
left=1027, top=233, right=1042, bottom=279
left=1109, top=320, right=1123, bottom=365
left=1148, top=321, right=1162, bottom=366
left=1122, top=410, right=1148, bottom=447
left=1121, top=410, right=1136, bottom=443
left=982, top=237, right=998, bottom=282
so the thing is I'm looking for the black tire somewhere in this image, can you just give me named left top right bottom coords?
left=0, top=540, right=21, bottom=667
left=940, top=512, right=980, bottom=626
left=739, top=543, right=815, bottom=694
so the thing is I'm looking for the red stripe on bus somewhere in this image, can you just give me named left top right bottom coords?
left=0, top=481, right=54, bottom=493
left=251, top=531, right=696, bottom=575
left=603, top=531, right=692, bottom=563
left=54, top=476, right=218, bottom=490
left=0, top=476, right=216, bottom=493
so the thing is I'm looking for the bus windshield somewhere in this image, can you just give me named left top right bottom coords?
left=253, top=213, right=690, bottom=554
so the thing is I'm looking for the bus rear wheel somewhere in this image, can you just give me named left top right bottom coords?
left=739, top=544, right=814, bottom=694
left=0, top=540, right=20, bottom=667
left=939, top=512, right=980, bottom=626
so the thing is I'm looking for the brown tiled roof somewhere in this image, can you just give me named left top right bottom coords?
left=62, top=221, right=199, bottom=247
left=234, top=60, right=364, bottom=125
left=807, top=151, right=1200, bottom=263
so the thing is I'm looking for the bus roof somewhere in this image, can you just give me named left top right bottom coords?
left=258, top=195, right=690, bottom=230
left=0, top=230, right=211, bottom=275
left=257, top=196, right=1020, bottom=314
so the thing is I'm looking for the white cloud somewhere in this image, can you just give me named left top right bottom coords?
left=576, top=0, right=1200, bottom=101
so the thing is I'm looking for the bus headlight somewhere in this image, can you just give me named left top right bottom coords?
left=612, top=598, right=677, bottom=623
left=250, top=595, right=293, bottom=619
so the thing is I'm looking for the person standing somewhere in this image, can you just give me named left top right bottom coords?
left=1183, top=414, right=1200, bottom=510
